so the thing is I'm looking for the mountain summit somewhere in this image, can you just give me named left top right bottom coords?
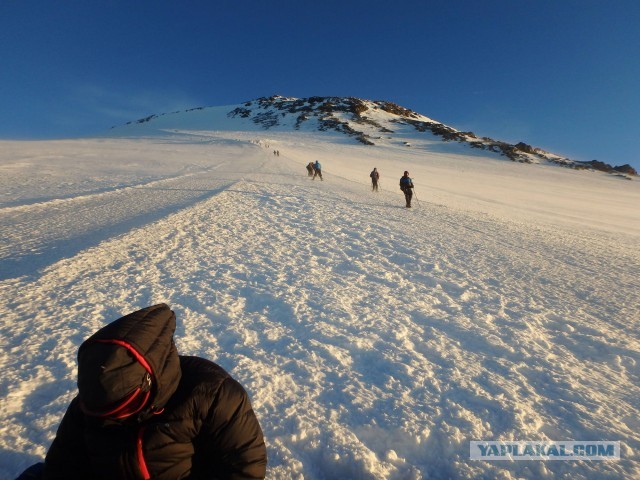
left=112, top=95, right=636, bottom=176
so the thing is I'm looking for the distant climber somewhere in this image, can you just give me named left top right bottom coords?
left=370, top=168, right=380, bottom=191
left=399, top=171, right=414, bottom=208
left=313, top=160, right=323, bottom=181
left=306, top=162, right=315, bottom=176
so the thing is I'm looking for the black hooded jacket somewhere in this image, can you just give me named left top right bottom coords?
left=44, top=304, right=267, bottom=480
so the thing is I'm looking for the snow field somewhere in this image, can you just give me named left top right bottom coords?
left=1, top=135, right=639, bottom=479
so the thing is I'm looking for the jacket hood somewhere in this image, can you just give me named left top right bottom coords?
left=77, top=304, right=182, bottom=415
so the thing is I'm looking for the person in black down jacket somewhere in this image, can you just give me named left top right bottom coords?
left=399, top=171, right=414, bottom=208
left=35, top=303, right=267, bottom=480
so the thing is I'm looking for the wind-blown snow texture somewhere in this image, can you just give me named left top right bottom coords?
left=1, top=114, right=639, bottom=479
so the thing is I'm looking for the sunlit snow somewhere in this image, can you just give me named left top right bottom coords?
left=1, top=117, right=639, bottom=479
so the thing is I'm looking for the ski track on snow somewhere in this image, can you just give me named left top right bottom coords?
left=1, top=137, right=639, bottom=479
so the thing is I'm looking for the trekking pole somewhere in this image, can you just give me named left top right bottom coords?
left=412, top=187, right=420, bottom=206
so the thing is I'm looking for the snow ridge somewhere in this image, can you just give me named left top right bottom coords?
left=112, top=95, right=637, bottom=177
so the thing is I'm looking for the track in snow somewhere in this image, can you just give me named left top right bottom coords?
left=1, top=138, right=638, bottom=479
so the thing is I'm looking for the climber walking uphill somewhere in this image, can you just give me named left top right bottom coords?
left=312, top=160, right=323, bottom=181
left=399, top=170, right=414, bottom=208
left=21, top=304, right=267, bottom=480
left=306, top=161, right=315, bottom=176
left=370, top=167, right=380, bottom=191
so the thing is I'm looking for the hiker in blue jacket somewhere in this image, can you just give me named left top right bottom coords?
left=399, top=171, right=414, bottom=208
left=313, top=160, right=323, bottom=181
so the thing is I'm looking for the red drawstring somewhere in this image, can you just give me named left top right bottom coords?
left=93, top=339, right=154, bottom=379
left=80, top=339, right=156, bottom=420
left=137, top=426, right=151, bottom=480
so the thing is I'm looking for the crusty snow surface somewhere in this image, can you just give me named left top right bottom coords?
left=1, top=131, right=639, bottom=480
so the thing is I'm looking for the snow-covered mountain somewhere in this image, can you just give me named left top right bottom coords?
left=1, top=100, right=639, bottom=479
left=111, top=95, right=637, bottom=177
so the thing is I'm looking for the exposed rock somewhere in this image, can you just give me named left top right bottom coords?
left=614, top=164, right=638, bottom=176
left=514, top=142, right=536, bottom=154
left=120, top=96, right=637, bottom=177
left=570, top=160, right=636, bottom=176
left=228, top=107, right=251, bottom=118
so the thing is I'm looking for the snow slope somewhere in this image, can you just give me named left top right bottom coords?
left=108, top=96, right=634, bottom=173
left=1, top=130, right=639, bottom=479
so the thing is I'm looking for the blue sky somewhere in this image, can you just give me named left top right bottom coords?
left=1, top=1, right=639, bottom=170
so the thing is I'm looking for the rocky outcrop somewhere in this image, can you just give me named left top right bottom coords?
left=575, top=160, right=638, bottom=176
left=121, top=95, right=637, bottom=177
left=613, top=164, right=637, bottom=175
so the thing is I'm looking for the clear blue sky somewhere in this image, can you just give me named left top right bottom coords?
left=1, top=1, right=639, bottom=170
